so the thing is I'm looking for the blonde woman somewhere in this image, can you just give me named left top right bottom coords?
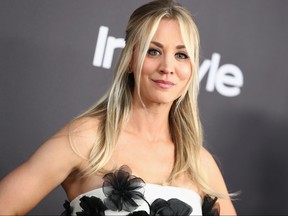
left=0, top=0, right=236, bottom=215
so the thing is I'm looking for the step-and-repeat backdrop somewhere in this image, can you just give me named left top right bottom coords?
left=1, top=1, right=287, bottom=214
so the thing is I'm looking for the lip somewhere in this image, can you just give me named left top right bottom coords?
left=152, top=79, right=175, bottom=89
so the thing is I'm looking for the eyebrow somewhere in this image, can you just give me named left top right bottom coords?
left=151, top=41, right=186, bottom=49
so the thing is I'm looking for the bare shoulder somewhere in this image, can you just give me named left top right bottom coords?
left=199, top=146, right=215, bottom=167
left=26, top=116, right=101, bottom=175
left=58, top=116, right=101, bottom=160
left=199, top=147, right=237, bottom=215
left=0, top=116, right=100, bottom=214
left=26, top=116, right=101, bottom=172
left=199, top=146, right=232, bottom=190
left=199, top=147, right=221, bottom=176
left=199, top=147, right=222, bottom=191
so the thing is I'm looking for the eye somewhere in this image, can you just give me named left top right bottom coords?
left=147, top=48, right=161, bottom=56
left=176, top=52, right=189, bottom=59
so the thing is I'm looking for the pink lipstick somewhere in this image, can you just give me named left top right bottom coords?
left=152, top=79, right=175, bottom=89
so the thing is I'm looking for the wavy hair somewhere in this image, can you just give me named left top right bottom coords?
left=74, top=0, right=219, bottom=197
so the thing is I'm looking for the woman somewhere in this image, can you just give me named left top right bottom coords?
left=0, top=0, right=236, bottom=215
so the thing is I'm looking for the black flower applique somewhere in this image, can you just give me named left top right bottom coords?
left=60, top=200, right=73, bottom=216
left=202, top=194, right=220, bottom=216
left=150, top=198, right=193, bottom=216
left=61, top=165, right=201, bottom=216
left=102, top=165, right=146, bottom=212
left=127, top=210, right=150, bottom=216
left=76, top=196, right=107, bottom=216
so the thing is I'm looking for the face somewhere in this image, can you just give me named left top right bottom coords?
left=131, top=19, right=192, bottom=107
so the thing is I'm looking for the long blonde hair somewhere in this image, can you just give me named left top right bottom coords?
left=75, top=0, right=218, bottom=197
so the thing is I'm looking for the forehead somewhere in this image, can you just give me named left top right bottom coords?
left=151, top=19, right=184, bottom=46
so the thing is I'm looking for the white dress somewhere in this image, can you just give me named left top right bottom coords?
left=62, top=166, right=219, bottom=215
left=70, top=183, right=202, bottom=215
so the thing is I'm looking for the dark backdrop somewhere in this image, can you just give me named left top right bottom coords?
left=0, top=1, right=287, bottom=215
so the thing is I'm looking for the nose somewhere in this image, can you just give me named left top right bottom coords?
left=159, top=55, right=174, bottom=75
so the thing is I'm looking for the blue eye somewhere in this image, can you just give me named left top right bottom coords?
left=147, top=48, right=161, bottom=56
left=176, top=52, right=189, bottom=59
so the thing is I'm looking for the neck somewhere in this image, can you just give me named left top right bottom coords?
left=125, top=100, right=172, bottom=143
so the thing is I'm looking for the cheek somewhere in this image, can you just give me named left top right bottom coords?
left=178, top=65, right=192, bottom=81
left=141, top=59, right=157, bottom=76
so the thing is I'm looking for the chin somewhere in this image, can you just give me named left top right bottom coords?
left=147, top=98, right=175, bottom=106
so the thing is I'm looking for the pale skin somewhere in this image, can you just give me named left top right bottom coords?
left=0, top=19, right=236, bottom=215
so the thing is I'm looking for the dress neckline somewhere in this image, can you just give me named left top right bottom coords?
left=70, top=182, right=201, bottom=204
left=63, top=166, right=219, bottom=216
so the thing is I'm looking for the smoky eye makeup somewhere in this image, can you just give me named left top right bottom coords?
left=147, top=48, right=161, bottom=56
left=175, top=52, right=189, bottom=59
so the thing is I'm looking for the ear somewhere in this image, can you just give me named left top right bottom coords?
left=129, top=47, right=138, bottom=74
left=128, top=64, right=133, bottom=73
left=128, top=58, right=135, bottom=74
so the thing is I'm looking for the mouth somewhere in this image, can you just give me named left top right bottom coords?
left=152, top=79, right=175, bottom=89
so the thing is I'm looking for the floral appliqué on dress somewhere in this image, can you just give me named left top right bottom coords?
left=61, top=165, right=220, bottom=216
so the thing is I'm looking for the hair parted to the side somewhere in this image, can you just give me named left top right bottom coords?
left=71, top=0, right=224, bottom=198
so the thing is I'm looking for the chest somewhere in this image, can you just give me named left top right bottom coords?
left=111, top=137, right=175, bottom=184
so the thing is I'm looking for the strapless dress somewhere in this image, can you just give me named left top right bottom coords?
left=61, top=166, right=219, bottom=216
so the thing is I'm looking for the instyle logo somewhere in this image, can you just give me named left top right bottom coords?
left=93, top=26, right=244, bottom=97
left=93, top=26, right=125, bottom=69
left=199, top=53, right=243, bottom=97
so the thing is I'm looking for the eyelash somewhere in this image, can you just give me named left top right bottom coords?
left=176, top=53, right=189, bottom=59
left=147, top=48, right=189, bottom=59
left=147, top=48, right=161, bottom=56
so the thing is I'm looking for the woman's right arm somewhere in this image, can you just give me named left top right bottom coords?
left=0, top=124, right=86, bottom=215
